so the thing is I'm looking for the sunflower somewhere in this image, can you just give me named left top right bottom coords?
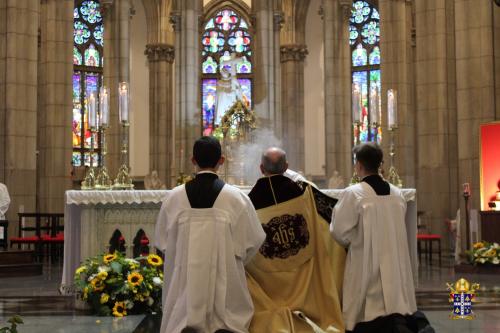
left=103, top=253, right=117, bottom=264
left=75, top=265, right=87, bottom=275
left=473, top=242, right=485, bottom=250
left=127, top=272, right=144, bottom=286
left=147, top=254, right=163, bottom=267
left=91, top=278, right=105, bottom=292
left=112, top=301, right=127, bottom=317
left=100, top=293, right=110, bottom=304
left=97, top=271, right=108, bottom=280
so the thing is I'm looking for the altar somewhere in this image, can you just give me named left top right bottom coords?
left=61, top=188, right=418, bottom=293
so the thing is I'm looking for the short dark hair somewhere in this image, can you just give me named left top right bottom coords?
left=193, top=136, right=222, bottom=168
left=261, top=148, right=287, bottom=174
left=353, top=143, right=383, bottom=173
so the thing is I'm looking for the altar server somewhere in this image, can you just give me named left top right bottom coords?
left=0, top=182, right=10, bottom=220
left=330, top=143, right=418, bottom=332
left=155, top=136, right=266, bottom=333
left=246, top=147, right=345, bottom=333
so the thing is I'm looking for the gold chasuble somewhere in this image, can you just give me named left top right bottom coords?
left=246, top=185, right=346, bottom=333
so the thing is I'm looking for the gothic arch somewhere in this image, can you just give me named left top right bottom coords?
left=204, top=0, right=251, bottom=21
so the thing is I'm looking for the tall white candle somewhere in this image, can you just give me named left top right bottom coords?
left=119, top=82, right=129, bottom=124
left=100, top=86, right=110, bottom=128
left=88, top=92, right=97, bottom=129
left=387, top=89, right=397, bottom=128
left=370, top=86, right=379, bottom=124
left=352, top=83, right=361, bottom=123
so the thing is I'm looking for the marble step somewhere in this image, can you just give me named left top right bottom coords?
left=0, top=250, right=36, bottom=265
left=0, top=263, right=43, bottom=277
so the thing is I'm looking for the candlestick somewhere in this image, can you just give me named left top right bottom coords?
left=100, top=86, right=110, bottom=128
left=370, top=86, right=379, bottom=125
left=119, top=82, right=129, bottom=124
left=352, top=83, right=361, bottom=123
left=88, top=92, right=98, bottom=130
left=81, top=127, right=97, bottom=190
left=387, top=127, right=403, bottom=188
left=387, top=89, right=397, bottom=129
left=463, top=183, right=471, bottom=251
left=350, top=121, right=361, bottom=185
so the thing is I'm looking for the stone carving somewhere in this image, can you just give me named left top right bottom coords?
left=145, top=44, right=175, bottom=63
left=280, top=44, right=308, bottom=62
left=144, top=170, right=167, bottom=190
left=328, top=170, right=345, bottom=189
left=169, top=11, right=181, bottom=32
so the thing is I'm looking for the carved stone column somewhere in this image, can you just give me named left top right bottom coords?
left=172, top=0, right=203, bottom=176
left=37, top=0, right=73, bottom=212
left=280, top=44, right=308, bottom=171
left=0, top=0, right=40, bottom=225
left=323, top=0, right=352, bottom=182
left=253, top=0, right=282, bottom=134
left=145, top=43, right=175, bottom=187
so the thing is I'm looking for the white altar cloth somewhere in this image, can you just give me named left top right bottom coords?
left=61, top=188, right=417, bottom=293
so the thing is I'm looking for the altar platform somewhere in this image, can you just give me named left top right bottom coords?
left=61, top=188, right=418, bottom=293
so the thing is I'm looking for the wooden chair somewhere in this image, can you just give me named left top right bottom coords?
left=417, top=234, right=442, bottom=266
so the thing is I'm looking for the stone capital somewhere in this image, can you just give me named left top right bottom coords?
left=273, top=11, right=284, bottom=31
left=280, top=44, right=308, bottom=62
left=145, top=44, right=175, bottom=63
left=338, top=0, right=351, bottom=20
left=170, top=11, right=181, bottom=32
left=100, top=0, right=114, bottom=18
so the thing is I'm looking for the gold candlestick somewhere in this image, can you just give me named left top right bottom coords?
left=387, top=126, right=403, bottom=187
left=350, top=121, right=361, bottom=185
left=113, top=122, right=134, bottom=190
left=95, top=126, right=112, bottom=190
left=81, top=128, right=97, bottom=190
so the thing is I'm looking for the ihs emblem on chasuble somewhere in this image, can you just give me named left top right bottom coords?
left=447, top=278, right=480, bottom=320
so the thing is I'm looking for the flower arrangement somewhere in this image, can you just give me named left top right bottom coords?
left=0, top=316, right=23, bottom=333
left=74, top=252, right=163, bottom=316
left=467, top=241, right=500, bottom=265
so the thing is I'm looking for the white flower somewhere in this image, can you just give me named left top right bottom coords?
left=88, top=274, right=97, bottom=282
left=125, top=258, right=139, bottom=265
left=98, top=265, right=111, bottom=273
left=479, top=258, right=486, bottom=264
left=493, top=243, right=500, bottom=249
left=147, top=297, right=154, bottom=306
left=492, top=257, right=500, bottom=265
left=125, top=300, right=134, bottom=309
left=153, top=277, right=163, bottom=286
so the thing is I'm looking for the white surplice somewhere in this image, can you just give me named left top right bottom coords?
left=154, top=183, right=266, bottom=333
left=0, top=183, right=10, bottom=220
left=330, top=182, right=417, bottom=331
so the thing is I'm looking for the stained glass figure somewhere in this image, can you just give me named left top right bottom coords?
left=201, top=8, right=253, bottom=135
left=350, top=0, right=381, bottom=144
left=73, top=0, right=103, bottom=166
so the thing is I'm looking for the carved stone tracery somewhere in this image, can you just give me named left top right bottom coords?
left=145, top=43, right=175, bottom=63
left=280, top=44, right=308, bottom=62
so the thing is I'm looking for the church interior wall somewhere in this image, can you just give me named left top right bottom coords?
left=130, top=0, right=150, bottom=177
left=304, top=0, right=326, bottom=177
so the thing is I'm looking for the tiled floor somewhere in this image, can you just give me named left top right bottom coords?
left=0, top=257, right=499, bottom=332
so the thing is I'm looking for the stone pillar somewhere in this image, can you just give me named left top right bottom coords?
left=280, top=45, right=308, bottom=171
left=494, top=3, right=500, bottom=119
left=415, top=0, right=458, bottom=240
left=455, top=0, right=496, bottom=218
left=379, top=0, right=416, bottom=187
left=103, top=0, right=132, bottom=176
left=323, top=0, right=352, bottom=182
left=0, top=1, right=39, bottom=225
left=253, top=0, right=282, bottom=134
left=145, top=43, right=175, bottom=187
left=172, top=0, right=202, bottom=175
left=37, top=0, right=73, bottom=212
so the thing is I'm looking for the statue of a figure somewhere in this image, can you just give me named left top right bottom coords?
left=144, top=170, right=166, bottom=190
left=215, top=54, right=244, bottom=125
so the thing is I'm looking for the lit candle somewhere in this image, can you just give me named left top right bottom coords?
left=119, top=82, right=129, bottom=124
left=463, top=183, right=471, bottom=196
left=352, top=83, right=361, bottom=123
left=88, top=92, right=97, bottom=130
left=370, top=86, right=379, bottom=124
left=387, top=89, right=397, bottom=129
left=100, top=86, right=110, bottom=128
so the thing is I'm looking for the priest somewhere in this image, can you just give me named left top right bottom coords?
left=154, top=136, right=266, bottom=333
left=330, top=143, right=420, bottom=332
left=246, top=147, right=345, bottom=333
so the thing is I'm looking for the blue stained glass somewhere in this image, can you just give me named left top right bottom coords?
left=202, top=56, right=217, bottom=74
left=239, top=18, right=249, bottom=29
left=93, top=24, right=103, bottom=46
left=202, top=79, right=217, bottom=136
left=350, top=1, right=371, bottom=24
left=72, top=152, right=82, bottom=166
left=238, top=78, right=252, bottom=109
left=362, top=20, right=380, bottom=45
left=352, top=71, right=369, bottom=143
left=81, top=1, right=102, bottom=24
left=369, top=46, right=380, bottom=65
left=352, top=44, right=367, bottom=66
left=371, top=8, right=380, bottom=20
left=74, top=21, right=91, bottom=45
left=74, top=8, right=80, bottom=19
left=349, top=25, right=358, bottom=46
left=237, top=56, right=252, bottom=74
left=228, top=30, right=251, bottom=53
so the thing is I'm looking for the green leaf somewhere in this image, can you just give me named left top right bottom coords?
left=110, top=262, right=123, bottom=274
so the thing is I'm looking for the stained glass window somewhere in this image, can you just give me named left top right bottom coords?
left=350, top=0, right=381, bottom=144
left=201, top=8, right=253, bottom=136
left=73, top=0, right=103, bottom=166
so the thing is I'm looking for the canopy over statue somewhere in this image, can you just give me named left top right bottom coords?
left=215, top=53, right=245, bottom=125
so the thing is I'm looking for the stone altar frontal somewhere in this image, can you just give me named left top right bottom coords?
left=61, top=188, right=418, bottom=293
